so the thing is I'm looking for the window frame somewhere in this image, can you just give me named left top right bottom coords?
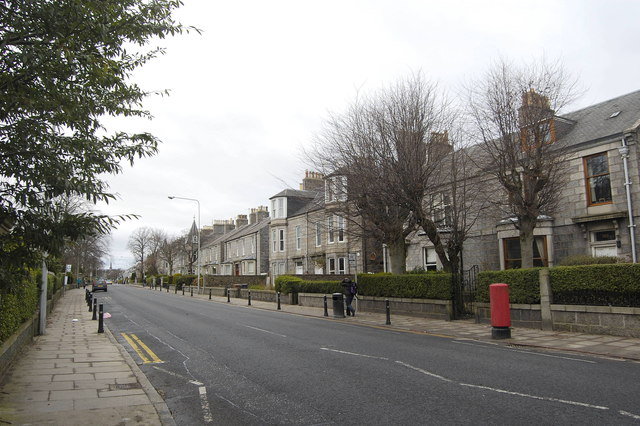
left=503, top=236, right=548, bottom=269
left=584, top=152, right=613, bottom=206
left=295, top=225, right=301, bottom=250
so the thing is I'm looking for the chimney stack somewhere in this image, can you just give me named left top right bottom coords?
left=301, top=170, right=324, bottom=191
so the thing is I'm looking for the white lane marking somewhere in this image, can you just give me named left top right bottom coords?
left=459, top=383, right=609, bottom=410
left=243, top=325, right=287, bottom=338
left=620, top=410, right=640, bottom=420
left=199, top=386, right=213, bottom=423
left=395, top=361, right=453, bottom=383
left=320, top=347, right=389, bottom=360
left=452, top=340, right=597, bottom=364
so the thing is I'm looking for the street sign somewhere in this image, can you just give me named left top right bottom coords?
left=65, top=264, right=72, bottom=273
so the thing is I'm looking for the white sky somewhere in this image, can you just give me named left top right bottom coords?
left=98, top=0, right=640, bottom=269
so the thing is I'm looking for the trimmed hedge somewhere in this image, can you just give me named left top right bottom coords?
left=0, top=270, right=40, bottom=345
left=477, top=268, right=542, bottom=304
left=275, top=273, right=451, bottom=300
left=357, top=273, right=451, bottom=299
left=550, top=264, right=640, bottom=306
left=275, top=276, right=342, bottom=295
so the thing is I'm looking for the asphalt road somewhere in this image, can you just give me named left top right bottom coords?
left=96, top=285, right=640, bottom=425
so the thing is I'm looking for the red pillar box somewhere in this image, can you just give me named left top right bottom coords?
left=489, top=283, right=511, bottom=339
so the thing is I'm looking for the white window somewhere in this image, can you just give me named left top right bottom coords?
left=246, top=261, right=256, bottom=275
left=271, top=197, right=287, bottom=219
left=278, top=228, right=285, bottom=251
left=314, top=262, right=323, bottom=274
left=422, top=247, right=437, bottom=271
left=328, top=216, right=335, bottom=244
left=295, top=261, right=303, bottom=274
left=328, top=257, right=336, bottom=274
left=315, top=223, right=322, bottom=247
left=326, top=176, right=347, bottom=202
left=241, top=239, right=245, bottom=256
left=251, top=236, right=256, bottom=254
left=591, top=230, right=617, bottom=257
left=272, top=229, right=277, bottom=252
left=337, top=216, right=345, bottom=242
left=338, top=257, right=346, bottom=274
left=430, top=193, right=452, bottom=228
left=295, top=226, right=301, bottom=250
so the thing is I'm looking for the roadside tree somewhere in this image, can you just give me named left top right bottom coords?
left=466, top=58, right=579, bottom=268
left=0, top=0, right=194, bottom=281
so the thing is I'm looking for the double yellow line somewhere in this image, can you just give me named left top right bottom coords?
left=121, top=333, right=163, bottom=364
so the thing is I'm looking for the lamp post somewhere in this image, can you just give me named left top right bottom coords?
left=168, top=196, right=201, bottom=293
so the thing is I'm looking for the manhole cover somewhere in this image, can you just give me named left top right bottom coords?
left=109, top=382, right=142, bottom=390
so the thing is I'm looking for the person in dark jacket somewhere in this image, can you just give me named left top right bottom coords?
left=341, top=277, right=357, bottom=316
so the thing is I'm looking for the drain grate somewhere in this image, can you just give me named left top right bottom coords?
left=109, top=382, right=142, bottom=390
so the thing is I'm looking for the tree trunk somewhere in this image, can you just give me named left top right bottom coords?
left=519, top=216, right=536, bottom=269
left=387, top=238, right=407, bottom=274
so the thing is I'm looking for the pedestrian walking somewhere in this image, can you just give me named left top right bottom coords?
left=341, top=277, right=357, bottom=316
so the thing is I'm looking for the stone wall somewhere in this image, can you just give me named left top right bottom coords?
left=298, top=293, right=452, bottom=320
left=475, top=302, right=640, bottom=338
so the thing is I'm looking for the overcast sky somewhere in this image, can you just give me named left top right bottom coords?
left=98, top=0, right=640, bottom=269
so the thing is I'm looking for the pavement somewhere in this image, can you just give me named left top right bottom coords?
left=1, top=286, right=640, bottom=426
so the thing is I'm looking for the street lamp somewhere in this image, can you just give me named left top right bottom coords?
left=168, top=196, right=201, bottom=293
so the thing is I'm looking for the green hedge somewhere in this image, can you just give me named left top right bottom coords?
left=477, top=268, right=542, bottom=304
left=275, top=273, right=451, bottom=300
left=0, top=270, right=40, bottom=345
left=357, top=273, right=451, bottom=299
left=550, top=264, right=640, bottom=306
left=275, top=276, right=342, bottom=295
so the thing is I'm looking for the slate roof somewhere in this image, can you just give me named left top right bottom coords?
left=558, top=89, right=640, bottom=148
left=269, top=188, right=317, bottom=199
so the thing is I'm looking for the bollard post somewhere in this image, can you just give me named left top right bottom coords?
left=385, top=299, right=391, bottom=325
left=167, top=285, right=169, bottom=293
left=248, top=290, right=251, bottom=306
left=277, top=292, right=281, bottom=310
left=98, top=304, right=104, bottom=333
left=227, top=288, right=230, bottom=303
left=190, top=287, right=193, bottom=297
left=209, top=288, right=212, bottom=300
left=174, top=285, right=177, bottom=294
left=92, top=298, right=97, bottom=320
left=490, top=283, right=511, bottom=339
left=182, top=286, right=184, bottom=295
left=323, top=295, right=328, bottom=317
left=89, top=295, right=93, bottom=312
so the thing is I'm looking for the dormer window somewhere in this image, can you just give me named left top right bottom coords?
left=520, top=119, right=556, bottom=152
left=270, top=197, right=287, bottom=219
left=326, top=176, right=347, bottom=203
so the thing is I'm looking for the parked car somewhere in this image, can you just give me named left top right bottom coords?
left=92, top=280, right=108, bottom=292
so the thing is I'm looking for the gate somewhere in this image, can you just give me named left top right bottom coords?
left=451, top=265, right=479, bottom=320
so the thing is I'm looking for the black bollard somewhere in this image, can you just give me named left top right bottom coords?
left=277, top=292, right=281, bottom=310
left=92, top=298, right=97, bottom=320
left=227, top=288, right=230, bottom=303
left=98, top=304, right=104, bottom=333
left=323, top=295, right=328, bottom=317
left=209, top=288, right=212, bottom=300
left=190, top=287, right=193, bottom=297
left=166, top=285, right=169, bottom=293
left=175, top=286, right=177, bottom=294
left=248, top=290, right=251, bottom=306
left=182, top=286, right=184, bottom=295
left=385, top=299, right=391, bottom=325
left=89, top=296, right=93, bottom=312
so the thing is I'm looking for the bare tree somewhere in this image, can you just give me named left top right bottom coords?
left=309, top=73, right=474, bottom=274
left=156, top=235, right=182, bottom=276
left=467, top=58, right=579, bottom=268
left=127, top=227, right=152, bottom=282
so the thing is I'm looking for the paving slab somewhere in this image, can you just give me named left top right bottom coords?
left=0, top=288, right=174, bottom=426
